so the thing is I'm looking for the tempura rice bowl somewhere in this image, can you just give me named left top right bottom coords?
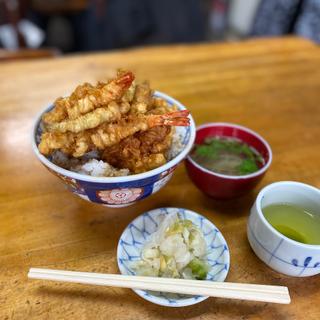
left=32, top=91, right=196, bottom=207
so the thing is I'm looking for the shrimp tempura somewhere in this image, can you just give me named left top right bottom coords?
left=42, top=71, right=134, bottom=124
left=38, top=70, right=191, bottom=174
left=39, top=110, right=189, bottom=157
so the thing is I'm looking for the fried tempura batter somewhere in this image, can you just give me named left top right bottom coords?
left=130, top=81, right=152, bottom=114
left=39, top=131, right=92, bottom=157
left=90, top=110, right=189, bottom=151
left=102, top=126, right=172, bottom=173
left=46, top=101, right=130, bottom=133
left=42, top=71, right=134, bottom=124
left=39, top=110, right=189, bottom=157
left=38, top=70, right=190, bottom=174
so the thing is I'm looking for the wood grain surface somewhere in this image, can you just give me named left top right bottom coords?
left=0, top=37, right=320, bottom=320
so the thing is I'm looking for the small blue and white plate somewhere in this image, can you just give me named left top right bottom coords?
left=117, top=207, right=230, bottom=307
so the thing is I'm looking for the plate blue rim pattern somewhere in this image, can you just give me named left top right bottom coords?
left=117, top=207, right=230, bottom=307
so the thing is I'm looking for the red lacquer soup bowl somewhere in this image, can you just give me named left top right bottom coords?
left=185, top=123, right=272, bottom=199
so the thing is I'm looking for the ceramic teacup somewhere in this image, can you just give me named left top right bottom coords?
left=247, top=181, right=320, bottom=277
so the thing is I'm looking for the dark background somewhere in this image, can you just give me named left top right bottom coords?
left=0, top=0, right=319, bottom=55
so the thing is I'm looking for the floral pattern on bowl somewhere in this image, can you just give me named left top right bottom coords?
left=96, top=188, right=143, bottom=205
left=32, top=92, right=196, bottom=207
left=117, top=207, right=230, bottom=307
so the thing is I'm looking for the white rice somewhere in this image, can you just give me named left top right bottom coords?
left=72, top=159, right=130, bottom=177
left=167, top=131, right=184, bottom=160
left=51, top=131, right=184, bottom=177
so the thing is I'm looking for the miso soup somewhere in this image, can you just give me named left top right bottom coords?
left=190, top=136, right=264, bottom=176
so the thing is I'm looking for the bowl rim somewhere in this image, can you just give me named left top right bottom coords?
left=32, top=91, right=196, bottom=183
left=116, top=207, right=230, bottom=307
left=186, top=122, right=272, bottom=180
left=255, top=181, right=320, bottom=248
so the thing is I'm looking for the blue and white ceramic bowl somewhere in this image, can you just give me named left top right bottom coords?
left=117, top=207, right=230, bottom=307
left=32, top=92, right=195, bottom=207
left=248, top=181, right=320, bottom=277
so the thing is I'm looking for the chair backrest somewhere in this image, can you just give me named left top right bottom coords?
left=1, top=0, right=27, bottom=48
left=0, top=1, right=62, bottom=61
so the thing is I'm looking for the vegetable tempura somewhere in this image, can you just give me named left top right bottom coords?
left=38, top=70, right=191, bottom=175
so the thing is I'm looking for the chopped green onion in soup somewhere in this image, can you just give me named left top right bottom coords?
left=191, top=136, right=264, bottom=176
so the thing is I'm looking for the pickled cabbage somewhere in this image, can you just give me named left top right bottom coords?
left=133, top=212, right=209, bottom=280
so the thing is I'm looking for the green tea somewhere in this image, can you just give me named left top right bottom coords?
left=262, top=203, right=320, bottom=245
left=190, top=136, right=264, bottom=176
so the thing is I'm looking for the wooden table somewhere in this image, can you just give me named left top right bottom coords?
left=1, top=37, right=320, bottom=319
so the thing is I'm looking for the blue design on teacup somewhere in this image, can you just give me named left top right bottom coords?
left=117, top=207, right=230, bottom=307
left=248, top=225, right=320, bottom=276
left=291, top=257, right=320, bottom=275
left=291, top=257, right=312, bottom=267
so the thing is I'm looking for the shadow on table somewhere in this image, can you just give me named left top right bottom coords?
left=144, top=297, right=286, bottom=319
left=37, top=285, right=137, bottom=305
left=36, top=286, right=285, bottom=319
left=199, top=191, right=257, bottom=218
